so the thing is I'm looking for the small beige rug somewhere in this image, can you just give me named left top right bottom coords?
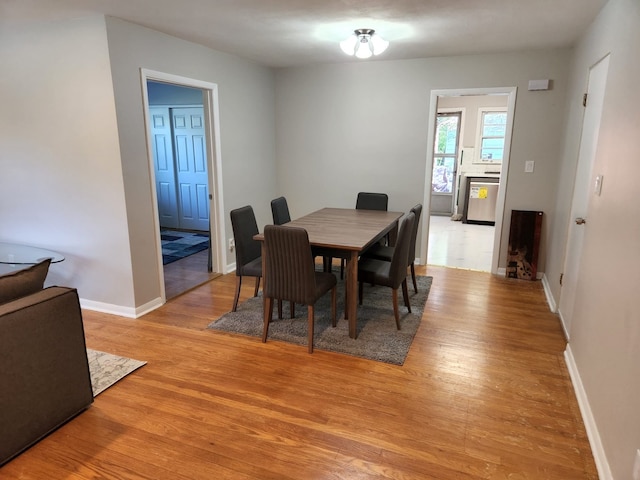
left=86, top=348, right=146, bottom=397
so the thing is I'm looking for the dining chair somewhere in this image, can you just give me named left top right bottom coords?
left=357, top=212, right=416, bottom=330
left=356, top=192, right=389, bottom=211
left=262, top=225, right=337, bottom=353
left=362, top=204, right=423, bottom=293
left=336, top=191, right=389, bottom=278
left=230, top=205, right=262, bottom=312
left=270, top=196, right=291, bottom=225
left=270, top=196, right=295, bottom=318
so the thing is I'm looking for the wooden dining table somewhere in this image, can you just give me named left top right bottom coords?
left=255, top=207, right=403, bottom=339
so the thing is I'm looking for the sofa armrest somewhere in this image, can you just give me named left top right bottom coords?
left=0, top=287, right=94, bottom=466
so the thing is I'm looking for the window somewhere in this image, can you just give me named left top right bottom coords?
left=476, top=109, right=507, bottom=163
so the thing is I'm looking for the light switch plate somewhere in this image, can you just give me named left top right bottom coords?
left=594, top=174, right=603, bottom=196
left=525, top=161, right=535, bottom=173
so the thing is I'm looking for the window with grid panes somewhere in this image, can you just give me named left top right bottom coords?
left=478, top=110, right=507, bottom=163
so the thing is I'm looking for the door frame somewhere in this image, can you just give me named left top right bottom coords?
left=140, top=69, right=226, bottom=301
left=421, top=87, right=517, bottom=274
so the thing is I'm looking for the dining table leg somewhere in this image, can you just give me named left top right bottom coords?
left=346, top=250, right=359, bottom=339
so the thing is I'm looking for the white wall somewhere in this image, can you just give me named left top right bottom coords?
left=0, top=15, right=277, bottom=314
left=103, top=17, right=278, bottom=308
left=550, top=0, right=640, bottom=477
left=0, top=16, right=135, bottom=309
left=275, top=51, right=572, bottom=271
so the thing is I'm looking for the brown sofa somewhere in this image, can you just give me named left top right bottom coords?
left=0, top=285, right=94, bottom=465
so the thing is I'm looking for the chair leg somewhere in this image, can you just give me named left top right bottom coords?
left=411, top=262, right=418, bottom=293
left=307, top=305, right=314, bottom=353
left=232, top=276, right=242, bottom=312
left=391, top=287, right=401, bottom=330
left=358, top=280, right=363, bottom=305
left=277, top=299, right=283, bottom=319
left=253, top=277, right=261, bottom=297
left=290, top=301, right=295, bottom=319
left=331, top=286, right=337, bottom=327
left=262, top=297, right=274, bottom=343
left=340, top=259, right=344, bottom=279
left=323, top=256, right=332, bottom=272
left=402, top=279, right=412, bottom=314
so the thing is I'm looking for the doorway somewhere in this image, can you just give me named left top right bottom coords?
left=422, top=88, right=517, bottom=274
left=141, top=70, right=226, bottom=301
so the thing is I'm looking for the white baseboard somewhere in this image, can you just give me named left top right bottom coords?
left=80, top=296, right=163, bottom=318
left=541, top=273, right=557, bottom=313
left=564, top=345, right=613, bottom=480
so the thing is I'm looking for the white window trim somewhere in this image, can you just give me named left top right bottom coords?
left=474, top=107, right=508, bottom=164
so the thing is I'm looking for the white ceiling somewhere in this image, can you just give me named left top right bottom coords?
left=1, top=0, right=608, bottom=68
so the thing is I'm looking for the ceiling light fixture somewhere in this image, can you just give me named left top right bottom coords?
left=340, top=28, right=389, bottom=59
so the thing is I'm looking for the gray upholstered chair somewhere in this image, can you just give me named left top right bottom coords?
left=362, top=204, right=423, bottom=293
left=230, top=205, right=262, bottom=312
left=357, top=212, right=416, bottom=329
left=356, top=192, right=388, bottom=211
left=262, top=225, right=337, bottom=353
left=270, top=196, right=291, bottom=226
left=336, top=191, right=389, bottom=278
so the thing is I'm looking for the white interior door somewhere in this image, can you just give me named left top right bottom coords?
left=172, top=107, right=210, bottom=231
left=150, top=107, right=179, bottom=229
left=558, top=54, right=610, bottom=337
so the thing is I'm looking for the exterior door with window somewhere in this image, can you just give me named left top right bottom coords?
left=431, top=112, right=461, bottom=215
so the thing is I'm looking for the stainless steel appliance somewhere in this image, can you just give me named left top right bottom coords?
left=463, top=177, right=499, bottom=225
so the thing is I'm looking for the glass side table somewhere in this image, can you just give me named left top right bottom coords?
left=0, top=242, right=65, bottom=275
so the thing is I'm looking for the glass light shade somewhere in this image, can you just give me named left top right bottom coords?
left=370, top=34, right=389, bottom=55
left=340, top=34, right=357, bottom=55
left=340, top=29, right=388, bottom=58
left=354, top=38, right=373, bottom=59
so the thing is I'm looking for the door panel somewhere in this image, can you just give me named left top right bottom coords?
left=173, top=108, right=210, bottom=231
left=150, top=108, right=179, bottom=229
left=558, top=55, right=609, bottom=336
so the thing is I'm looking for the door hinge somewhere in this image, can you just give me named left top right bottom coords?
left=560, top=273, right=564, bottom=286
left=582, top=93, right=588, bottom=107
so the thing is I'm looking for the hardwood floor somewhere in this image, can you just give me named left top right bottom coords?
left=163, top=249, right=220, bottom=300
left=2, top=265, right=598, bottom=479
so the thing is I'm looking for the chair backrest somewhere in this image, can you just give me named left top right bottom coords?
left=263, top=225, right=316, bottom=305
left=230, top=205, right=261, bottom=272
left=388, top=212, right=416, bottom=288
left=271, top=196, right=291, bottom=225
left=356, top=192, right=388, bottom=211
left=408, top=204, right=423, bottom=266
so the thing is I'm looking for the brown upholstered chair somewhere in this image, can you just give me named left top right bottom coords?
left=357, top=212, right=416, bottom=329
left=230, top=205, right=262, bottom=312
left=270, top=196, right=295, bottom=318
left=362, top=204, right=423, bottom=293
left=262, top=225, right=337, bottom=353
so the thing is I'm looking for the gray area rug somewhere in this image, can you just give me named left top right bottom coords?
left=87, top=349, right=146, bottom=397
left=207, top=274, right=432, bottom=365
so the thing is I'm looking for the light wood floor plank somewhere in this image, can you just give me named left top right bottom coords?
left=1, top=265, right=598, bottom=479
